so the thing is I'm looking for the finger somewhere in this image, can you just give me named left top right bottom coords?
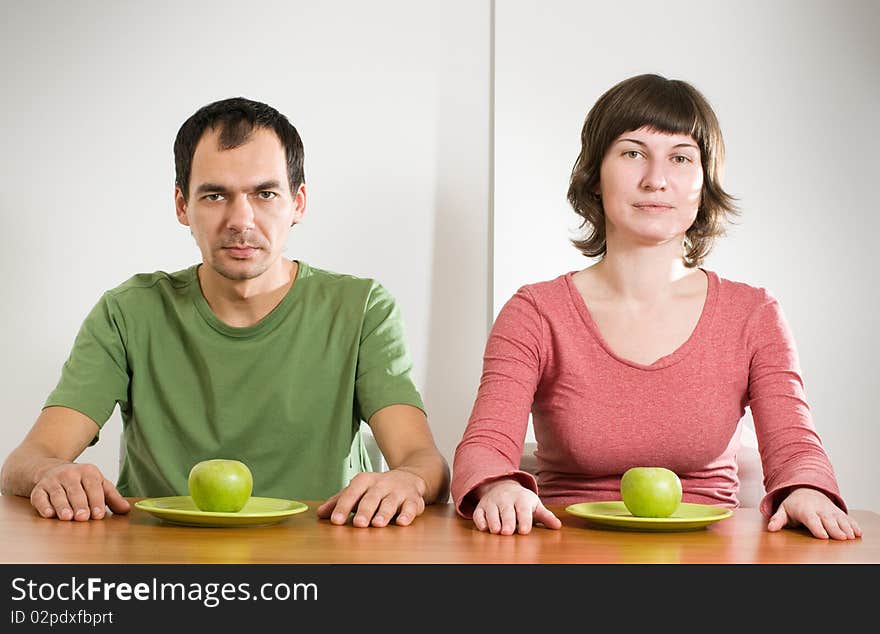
left=81, top=473, right=107, bottom=519
left=832, top=513, right=862, bottom=539
left=834, top=515, right=856, bottom=540
left=395, top=498, right=423, bottom=526
left=102, top=480, right=131, bottom=515
left=316, top=493, right=340, bottom=518
left=473, top=506, right=488, bottom=532
left=352, top=490, right=384, bottom=528
left=61, top=479, right=92, bottom=522
left=802, top=513, right=830, bottom=540
left=514, top=500, right=534, bottom=535
left=330, top=473, right=378, bottom=526
left=485, top=504, right=502, bottom=534
left=46, top=483, right=75, bottom=521
left=766, top=506, right=788, bottom=532
left=822, top=513, right=849, bottom=541
left=30, top=487, right=56, bottom=518
left=850, top=517, right=863, bottom=538
left=534, top=504, right=563, bottom=529
left=499, top=505, right=517, bottom=536
left=371, top=494, right=403, bottom=527
left=329, top=481, right=372, bottom=525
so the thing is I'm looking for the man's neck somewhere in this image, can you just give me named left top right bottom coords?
left=197, top=259, right=298, bottom=328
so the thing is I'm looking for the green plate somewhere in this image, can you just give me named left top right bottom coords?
left=565, top=501, right=733, bottom=531
left=135, top=496, right=309, bottom=527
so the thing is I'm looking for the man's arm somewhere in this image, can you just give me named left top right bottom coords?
left=316, top=404, right=450, bottom=527
left=369, top=404, right=450, bottom=504
left=1, top=406, right=130, bottom=520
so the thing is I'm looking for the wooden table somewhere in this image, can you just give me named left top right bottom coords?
left=1, top=496, right=877, bottom=564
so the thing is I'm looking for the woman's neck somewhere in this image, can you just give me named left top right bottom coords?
left=587, top=245, right=696, bottom=305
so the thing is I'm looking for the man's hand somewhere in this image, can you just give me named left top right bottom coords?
left=767, top=487, right=862, bottom=540
left=472, top=478, right=562, bottom=535
left=30, top=462, right=130, bottom=521
left=317, top=469, right=428, bottom=527
left=1, top=406, right=129, bottom=522
left=317, top=403, right=449, bottom=528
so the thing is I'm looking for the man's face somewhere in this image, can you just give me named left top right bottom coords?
left=175, top=126, right=305, bottom=282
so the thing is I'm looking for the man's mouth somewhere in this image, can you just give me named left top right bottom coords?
left=222, top=245, right=260, bottom=258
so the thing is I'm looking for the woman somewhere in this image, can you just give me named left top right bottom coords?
left=451, top=74, right=861, bottom=540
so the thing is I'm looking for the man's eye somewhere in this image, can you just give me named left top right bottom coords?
left=204, top=193, right=224, bottom=201
left=258, top=191, right=277, bottom=200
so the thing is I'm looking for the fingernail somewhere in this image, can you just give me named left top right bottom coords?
left=354, top=515, right=367, bottom=526
left=374, top=515, right=384, bottom=524
left=332, top=513, right=344, bottom=523
left=93, top=507, right=103, bottom=515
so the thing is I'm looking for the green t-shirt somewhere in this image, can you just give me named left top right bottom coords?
left=44, top=261, right=424, bottom=499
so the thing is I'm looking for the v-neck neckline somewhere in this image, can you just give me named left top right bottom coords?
left=564, top=268, right=719, bottom=371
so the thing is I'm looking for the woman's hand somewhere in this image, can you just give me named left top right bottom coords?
left=472, top=478, right=562, bottom=535
left=768, top=487, right=862, bottom=540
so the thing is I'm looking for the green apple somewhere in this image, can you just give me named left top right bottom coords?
left=620, top=467, right=682, bottom=518
left=188, top=459, right=253, bottom=513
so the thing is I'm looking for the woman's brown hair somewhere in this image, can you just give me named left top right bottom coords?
left=567, top=74, right=738, bottom=267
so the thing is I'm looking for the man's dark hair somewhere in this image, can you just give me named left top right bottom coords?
left=174, top=97, right=305, bottom=200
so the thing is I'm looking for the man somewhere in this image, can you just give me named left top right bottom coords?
left=1, top=97, right=449, bottom=527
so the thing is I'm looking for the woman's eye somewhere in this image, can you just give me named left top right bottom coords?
left=672, top=155, right=692, bottom=164
left=624, top=150, right=641, bottom=159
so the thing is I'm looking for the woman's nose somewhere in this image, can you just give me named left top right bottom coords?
left=640, top=159, right=668, bottom=191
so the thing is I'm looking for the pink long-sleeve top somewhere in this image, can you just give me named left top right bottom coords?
left=452, top=270, right=846, bottom=519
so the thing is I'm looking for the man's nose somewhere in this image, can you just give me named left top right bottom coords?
left=226, top=194, right=256, bottom=232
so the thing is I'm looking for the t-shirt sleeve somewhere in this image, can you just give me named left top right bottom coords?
left=451, top=287, right=542, bottom=518
left=354, top=283, right=424, bottom=423
left=747, top=292, right=846, bottom=516
left=43, top=292, right=131, bottom=439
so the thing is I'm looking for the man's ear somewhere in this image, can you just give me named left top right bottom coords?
left=291, top=183, right=307, bottom=226
left=175, top=187, right=190, bottom=226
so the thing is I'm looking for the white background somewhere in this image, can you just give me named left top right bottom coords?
left=2, top=0, right=877, bottom=511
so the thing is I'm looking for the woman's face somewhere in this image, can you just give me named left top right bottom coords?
left=598, top=126, right=703, bottom=250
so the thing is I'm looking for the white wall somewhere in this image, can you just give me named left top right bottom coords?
left=0, top=0, right=490, bottom=491
left=494, top=0, right=880, bottom=510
